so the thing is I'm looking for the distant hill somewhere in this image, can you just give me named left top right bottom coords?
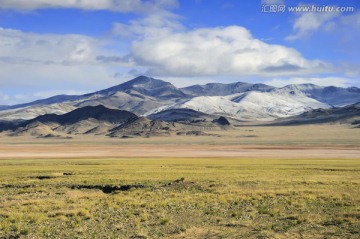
left=26, top=105, right=137, bottom=125
left=147, top=108, right=216, bottom=122
left=3, top=105, right=226, bottom=138
left=5, top=105, right=137, bottom=137
left=0, top=105, right=10, bottom=111
left=108, top=117, right=183, bottom=138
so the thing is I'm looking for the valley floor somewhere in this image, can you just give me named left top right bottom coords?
left=0, top=124, right=359, bottom=159
left=0, top=124, right=359, bottom=238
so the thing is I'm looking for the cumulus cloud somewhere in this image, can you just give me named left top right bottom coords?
left=287, top=10, right=360, bottom=41
left=0, top=27, right=132, bottom=104
left=108, top=13, right=331, bottom=78
left=112, top=12, right=184, bottom=38
left=284, top=4, right=360, bottom=41
left=286, top=10, right=340, bottom=40
left=123, top=24, right=329, bottom=77
left=111, top=14, right=331, bottom=78
left=0, top=27, right=98, bottom=65
left=0, top=0, right=178, bottom=13
left=265, top=77, right=353, bottom=87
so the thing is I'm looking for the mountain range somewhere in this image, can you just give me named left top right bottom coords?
left=2, top=104, right=230, bottom=138
left=0, top=75, right=359, bottom=137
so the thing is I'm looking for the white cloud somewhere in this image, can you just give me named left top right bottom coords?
left=0, top=27, right=98, bottom=65
left=0, top=27, right=133, bottom=104
left=340, top=63, right=360, bottom=78
left=286, top=5, right=360, bottom=41
left=0, top=91, right=10, bottom=104
left=112, top=12, right=183, bottom=39
left=261, top=0, right=285, bottom=4
left=342, top=12, right=360, bottom=26
left=286, top=10, right=340, bottom=40
left=265, top=77, right=353, bottom=87
left=111, top=14, right=330, bottom=78
left=295, top=11, right=360, bottom=35
left=0, top=0, right=178, bottom=13
left=125, top=25, right=329, bottom=77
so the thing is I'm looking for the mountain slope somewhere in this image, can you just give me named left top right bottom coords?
left=107, top=116, right=225, bottom=138
left=0, top=76, right=188, bottom=120
left=93, top=75, right=187, bottom=100
left=3, top=105, right=224, bottom=138
left=148, top=108, right=217, bottom=122
left=271, top=102, right=360, bottom=126
left=150, top=90, right=330, bottom=121
left=107, top=117, right=183, bottom=138
left=6, top=105, right=137, bottom=137
left=0, top=103, right=76, bottom=121
left=273, top=84, right=360, bottom=107
left=27, top=105, right=137, bottom=125
left=2, top=95, right=81, bottom=111
left=0, top=105, right=10, bottom=111
left=181, top=82, right=274, bottom=97
left=73, top=76, right=188, bottom=115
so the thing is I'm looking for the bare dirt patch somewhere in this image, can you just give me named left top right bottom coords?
left=0, top=144, right=359, bottom=159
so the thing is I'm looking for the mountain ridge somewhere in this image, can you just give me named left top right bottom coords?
left=180, top=82, right=274, bottom=96
left=24, top=105, right=137, bottom=126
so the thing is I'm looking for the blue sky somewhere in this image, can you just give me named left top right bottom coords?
left=0, top=0, right=359, bottom=105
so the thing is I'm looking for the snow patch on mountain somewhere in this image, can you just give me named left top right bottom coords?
left=273, top=84, right=360, bottom=107
left=0, top=103, right=76, bottom=121
left=149, top=90, right=331, bottom=121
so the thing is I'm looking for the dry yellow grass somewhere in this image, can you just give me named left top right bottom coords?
left=0, top=124, right=359, bottom=238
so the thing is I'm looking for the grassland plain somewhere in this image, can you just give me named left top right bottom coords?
left=0, top=124, right=359, bottom=238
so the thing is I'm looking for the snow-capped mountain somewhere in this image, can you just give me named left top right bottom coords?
left=0, top=76, right=359, bottom=122
left=272, top=84, right=360, bottom=107
left=271, top=102, right=360, bottom=126
left=0, top=76, right=188, bottom=120
left=0, top=103, right=76, bottom=121
left=148, top=90, right=330, bottom=121
left=180, top=82, right=274, bottom=96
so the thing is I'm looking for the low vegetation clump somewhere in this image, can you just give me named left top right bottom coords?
left=0, top=157, right=359, bottom=238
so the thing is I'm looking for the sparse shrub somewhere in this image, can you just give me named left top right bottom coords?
left=160, top=218, right=170, bottom=225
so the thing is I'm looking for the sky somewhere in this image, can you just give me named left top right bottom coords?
left=0, top=0, right=359, bottom=105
